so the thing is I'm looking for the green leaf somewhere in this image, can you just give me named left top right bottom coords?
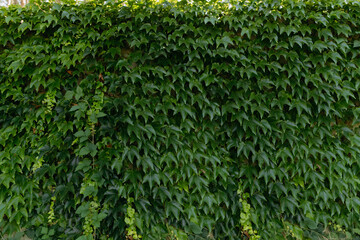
left=41, top=227, right=48, bottom=235
left=79, top=146, right=90, bottom=156
left=5, top=16, right=14, bottom=24
left=304, top=217, right=317, bottom=229
left=8, top=60, right=22, bottom=73
left=75, top=159, right=92, bottom=172
left=76, top=236, right=92, bottom=240
left=204, top=16, right=217, bottom=25
left=76, top=203, right=90, bottom=218
left=18, top=22, right=31, bottom=32
left=92, top=211, right=107, bottom=228
left=75, top=86, right=84, bottom=100
left=87, top=143, right=98, bottom=157
left=61, top=11, right=70, bottom=19
left=44, top=15, right=58, bottom=24
left=83, top=185, right=97, bottom=198
left=189, top=222, right=202, bottom=234
left=216, top=36, right=233, bottom=48
left=354, top=40, right=360, bottom=48
left=64, top=91, right=74, bottom=100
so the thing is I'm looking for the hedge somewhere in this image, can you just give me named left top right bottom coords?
left=1, top=0, right=360, bottom=239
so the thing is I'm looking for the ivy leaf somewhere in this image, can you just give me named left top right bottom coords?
left=216, top=36, right=233, bottom=48
left=75, top=86, right=84, bottom=100
left=44, top=15, right=58, bottom=25
left=75, top=159, right=92, bottom=172
left=61, top=11, right=70, bottom=19
left=354, top=40, right=360, bottom=48
left=76, top=203, right=90, bottom=218
left=87, top=143, right=98, bottom=157
left=79, top=147, right=90, bottom=156
left=92, top=211, right=108, bottom=228
left=76, top=236, right=92, bottom=240
left=64, top=91, right=74, bottom=100
left=18, top=22, right=31, bottom=32
left=83, top=185, right=97, bottom=198
left=304, top=217, right=317, bottom=229
left=289, top=35, right=306, bottom=48
left=188, top=222, right=202, bottom=234
left=5, top=16, right=14, bottom=24
left=8, top=60, right=22, bottom=73
left=204, top=16, right=217, bottom=25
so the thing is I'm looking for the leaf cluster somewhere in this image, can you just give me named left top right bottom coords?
left=1, top=0, right=360, bottom=239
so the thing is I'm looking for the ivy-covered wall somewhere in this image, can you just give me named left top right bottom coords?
left=1, top=0, right=360, bottom=239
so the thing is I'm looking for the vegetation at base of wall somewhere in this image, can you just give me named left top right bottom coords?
left=1, top=0, right=360, bottom=239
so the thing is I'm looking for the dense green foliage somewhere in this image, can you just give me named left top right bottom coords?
left=1, top=0, right=360, bottom=239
